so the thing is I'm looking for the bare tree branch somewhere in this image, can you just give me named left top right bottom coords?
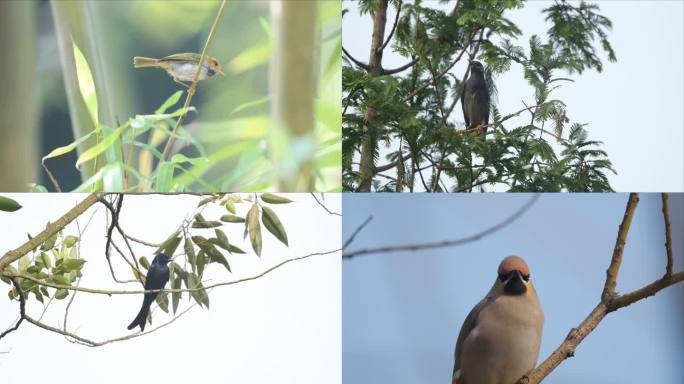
left=518, top=193, right=684, bottom=384
left=381, top=57, right=419, bottom=75
left=601, top=192, right=639, bottom=302
left=661, top=193, right=673, bottom=276
left=380, top=0, right=402, bottom=53
left=343, top=194, right=539, bottom=259
left=310, top=193, right=341, bottom=216
left=343, top=216, right=373, bottom=250
left=0, top=278, right=25, bottom=340
left=342, top=46, right=370, bottom=70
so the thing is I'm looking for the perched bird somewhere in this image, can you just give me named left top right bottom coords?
left=452, top=256, right=544, bottom=384
left=133, top=53, right=225, bottom=88
left=460, top=60, right=490, bottom=136
left=127, top=253, right=171, bottom=332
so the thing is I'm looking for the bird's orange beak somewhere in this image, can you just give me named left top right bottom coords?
left=216, top=68, right=225, bottom=77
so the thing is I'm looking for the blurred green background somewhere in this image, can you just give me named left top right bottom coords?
left=0, top=0, right=341, bottom=192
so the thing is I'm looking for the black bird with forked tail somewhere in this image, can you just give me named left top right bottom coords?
left=127, top=253, right=170, bottom=332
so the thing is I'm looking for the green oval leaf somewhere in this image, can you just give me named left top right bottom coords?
left=61, top=259, right=86, bottom=271
left=0, top=196, right=22, bottom=212
left=260, top=193, right=293, bottom=204
left=261, top=206, right=288, bottom=246
left=55, top=289, right=69, bottom=300
left=220, top=214, right=245, bottom=223
left=63, top=235, right=79, bottom=248
left=191, top=220, right=223, bottom=228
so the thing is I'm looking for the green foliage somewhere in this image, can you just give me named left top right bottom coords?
left=1, top=193, right=293, bottom=318
left=39, top=2, right=341, bottom=192
left=343, top=0, right=616, bottom=192
left=2, top=230, right=84, bottom=303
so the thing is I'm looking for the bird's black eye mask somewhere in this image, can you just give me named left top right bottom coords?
left=498, top=270, right=530, bottom=283
left=499, top=270, right=529, bottom=295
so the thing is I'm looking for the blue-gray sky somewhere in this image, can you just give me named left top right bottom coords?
left=343, top=1, right=684, bottom=192
left=342, top=193, right=683, bottom=383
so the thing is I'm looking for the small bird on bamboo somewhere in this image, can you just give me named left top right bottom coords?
left=133, top=53, right=225, bottom=88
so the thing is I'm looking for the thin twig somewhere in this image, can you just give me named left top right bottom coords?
left=661, top=193, right=673, bottom=276
left=310, top=193, right=341, bottom=216
left=160, top=0, right=228, bottom=162
left=0, top=278, right=26, bottom=341
left=601, top=193, right=639, bottom=302
left=342, top=46, right=370, bottom=70
left=343, top=195, right=539, bottom=258
left=42, top=163, right=62, bottom=192
left=343, top=216, right=373, bottom=250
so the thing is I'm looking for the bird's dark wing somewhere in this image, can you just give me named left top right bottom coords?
left=453, top=296, right=489, bottom=380
left=461, top=79, right=470, bottom=128
left=144, top=265, right=170, bottom=290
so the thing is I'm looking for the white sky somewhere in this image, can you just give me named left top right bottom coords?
left=343, top=0, right=684, bottom=192
left=0, top=193, right=341, bottom=384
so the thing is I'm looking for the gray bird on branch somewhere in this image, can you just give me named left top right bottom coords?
left=461, top=60, right=490, bottom=136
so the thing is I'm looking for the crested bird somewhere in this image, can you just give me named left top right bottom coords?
left=127, top=253, right=171, bottom=332
left=452, top=256, right=544, bottom=384
left=461, top=60, right=491, bottom=136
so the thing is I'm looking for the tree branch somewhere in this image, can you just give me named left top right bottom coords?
left=518, top=193, right=684, bottom=383
left=379, top=0, right=402, bottom=53
left=310, top=193, right=341, bottom=216
left=601, top=192, right=639, bottom=302
left=0, top=193, right=102, bottom=273
left=661, top=193, right=673, bottom=276
left=381, top=57, right=419, bottom=75
left=342, top=46, right=370, bottom=70
left=343, top=216, right=373, bottom=250
left=0, top=278, right=25, bottom=340
left=343, top=194, right=539, bottom=259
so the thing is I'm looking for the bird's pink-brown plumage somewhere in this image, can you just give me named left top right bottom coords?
left=452, top=256, right=544, bottom=384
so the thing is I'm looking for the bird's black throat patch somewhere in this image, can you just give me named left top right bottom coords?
left=503, top=271, right=527, bottom=295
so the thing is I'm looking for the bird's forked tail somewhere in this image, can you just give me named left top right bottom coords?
left=127, top=297, right=151, bottom=331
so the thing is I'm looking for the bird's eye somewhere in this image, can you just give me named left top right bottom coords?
left=207, top=67, right=216, bottom=76
left=498, top=274, right=506, bottom=282
left=523, top=274, right=530, bottom=281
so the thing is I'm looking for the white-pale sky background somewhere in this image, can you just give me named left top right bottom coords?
left=343, top=0, right=684, bottom=192
left=342, top=193, right=684, bottom=383
left=0, top=193, right=341, bottom=384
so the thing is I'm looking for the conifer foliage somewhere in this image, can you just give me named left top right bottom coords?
left=343, top=0, right=617, bottom=192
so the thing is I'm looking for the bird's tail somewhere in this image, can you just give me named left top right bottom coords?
left=127, top=296, right=152, bottom=331
left=133, top=56, right=161, bottom=68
